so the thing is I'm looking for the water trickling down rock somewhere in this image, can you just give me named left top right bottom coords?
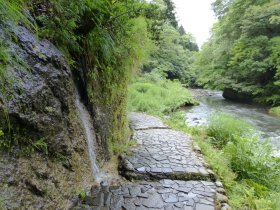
left=76, top=95, right=101, bottom=181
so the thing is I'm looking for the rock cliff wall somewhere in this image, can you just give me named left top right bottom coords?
left=0, top=23, right=104, bottom=209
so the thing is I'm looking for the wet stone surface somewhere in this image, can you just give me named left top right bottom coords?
left=73, top=180, right=218, bottom=210
left=129, top=112, right=168, bottom=130
left=120, top=117, right=215, bottom=181
left=74, top=113, right=229, bottom=209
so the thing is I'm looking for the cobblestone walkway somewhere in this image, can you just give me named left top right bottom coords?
left=119, top=128, right=215, bottom=181
left=73, top=112, right=230, bottom=210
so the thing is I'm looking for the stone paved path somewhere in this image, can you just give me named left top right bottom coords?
left=119, top=128, right=215, bottom=181
left=73, top=112, right=230, bottom=210
left=129, top=112, right=168, bottom=130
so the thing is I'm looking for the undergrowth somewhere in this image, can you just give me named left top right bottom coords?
left=269, top=106, right=280, bottom=117
left=128, top=74, right=198, bottom=116
left=207, top=113, right=255, bottom=148
left=165, top=111, right=280, bottom=210
left=110, top=139, right=137, bottom=156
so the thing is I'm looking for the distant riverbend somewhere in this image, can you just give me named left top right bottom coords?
left=185, top=90, right=280, bottom=155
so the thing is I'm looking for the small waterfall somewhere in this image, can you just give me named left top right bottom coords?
left=75, top=94, right=100, bottom=180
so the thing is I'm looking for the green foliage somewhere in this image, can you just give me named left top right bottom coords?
left=20, top=0, right=153, bottom=156
left=32, top=138, right=48, bottom=155
left=0, top=125, right=48, bottom=156
left=1, top=0, right=197, bottom=156
left=0, top=38, right=46, bottom=156
left=269, top=106, right=280, bottom=117
left=82, top=6, right=152, bottom=154
left=128, top=75, right=198, bottom=116
left=142, top=0, right=198, bottom=85
left=79, top=191, right=86, bottom=199
left=241, top=1, right=280, bottom=37
left=207, top=113, right=255, bottom=147
left=32, top=0, right=84, bottom=59
left=163, top=0, right=177, bottom=28
left=143, top=23, right=197, bottom=85
left=17, top=138, right=48, bottom=157
left=207, top=113, right=280, bottom=190
left=54, top=152, right=72, bottom=169
left=228, top=36, right=271, bottom=83
left=165, top=111, right=280, bottom=209
left=143, top=0, right=168, bottom=43
left=193, top=0, right=280, bottom=106
left=0, top=35, right=17, bottom=92
left=224, top=136, right=280, bottom=190
left=192, top=133, right=237, bottom=189
left=0, top=1, right=36, bottom=156
left=74, top=188, right=86, bottom=199
left=0, top=0, right=36, bottom=31
left=229, top=182, right=280, bottom=210
left=110, top=139, right=137, bottom=156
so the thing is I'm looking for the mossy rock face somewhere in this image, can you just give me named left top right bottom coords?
left=0, top=23, right=77, bottom=154
left=0, top=23, right=95, bottom=209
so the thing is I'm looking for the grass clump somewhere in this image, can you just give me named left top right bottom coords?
left=224, top=136, right=280, bottom=191
left=207, top=113, right=255, bottom=147
left=109, top=139, right=137, bottom=156
left=128, top=75, right=198, bottom=116
left=165, top=111, right=280, bottom=209
left=269, top=106, right=280, bottom=117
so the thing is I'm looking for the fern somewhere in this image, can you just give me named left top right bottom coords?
left=0, top=0, right=37, bottom=31
left=33, top=138, right=48, bottom=155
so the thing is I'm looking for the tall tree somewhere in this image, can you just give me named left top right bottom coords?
left=163, top=0, right=178, bottom=28
left=193, top=0, right=280, bottom=105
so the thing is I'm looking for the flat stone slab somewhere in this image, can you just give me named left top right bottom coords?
left=129, top=112, right=168, bottom=130
left=120, top=129, right=215, bottom=181
left=73, top=180, right=220, bottom=210
left=72, top=113, right=230, bottom=210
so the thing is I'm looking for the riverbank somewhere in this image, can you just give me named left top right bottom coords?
left=186, top=89, right=280, bottom=153
left=127, top=80, right=280, bottom=209
left=166, top=112, right=280, bottom=209
left=269, top=106, right=280, bottom=117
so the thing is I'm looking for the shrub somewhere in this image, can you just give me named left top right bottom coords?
left=207, top=113, right=255, bottom=148
left=230, top=182, right=280, bottom=210
left=269, top=106, right=280, bottom=117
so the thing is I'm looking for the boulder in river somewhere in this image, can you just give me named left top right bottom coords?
left=222, top=88, right=253, bottom=103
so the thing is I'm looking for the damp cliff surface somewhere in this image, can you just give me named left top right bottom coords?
left=0, top=23, right=98, bottom=209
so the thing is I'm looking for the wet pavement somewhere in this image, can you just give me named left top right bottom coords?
left=73, top=112, right=230, bottom=210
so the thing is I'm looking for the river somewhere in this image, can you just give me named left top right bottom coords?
left=185, top=90, right=280, bottom=154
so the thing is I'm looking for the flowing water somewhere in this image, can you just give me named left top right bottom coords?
left=185, top=90, right=280, bottom=154
left=76, top=95, right=101, bottom=180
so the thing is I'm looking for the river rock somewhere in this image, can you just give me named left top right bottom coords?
left=223, top=88, right=253, bottom=103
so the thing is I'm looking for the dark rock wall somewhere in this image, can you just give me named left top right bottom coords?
left=223, top=88, right=253, bottom=103
left=0, top=23, right=104, bottom=209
